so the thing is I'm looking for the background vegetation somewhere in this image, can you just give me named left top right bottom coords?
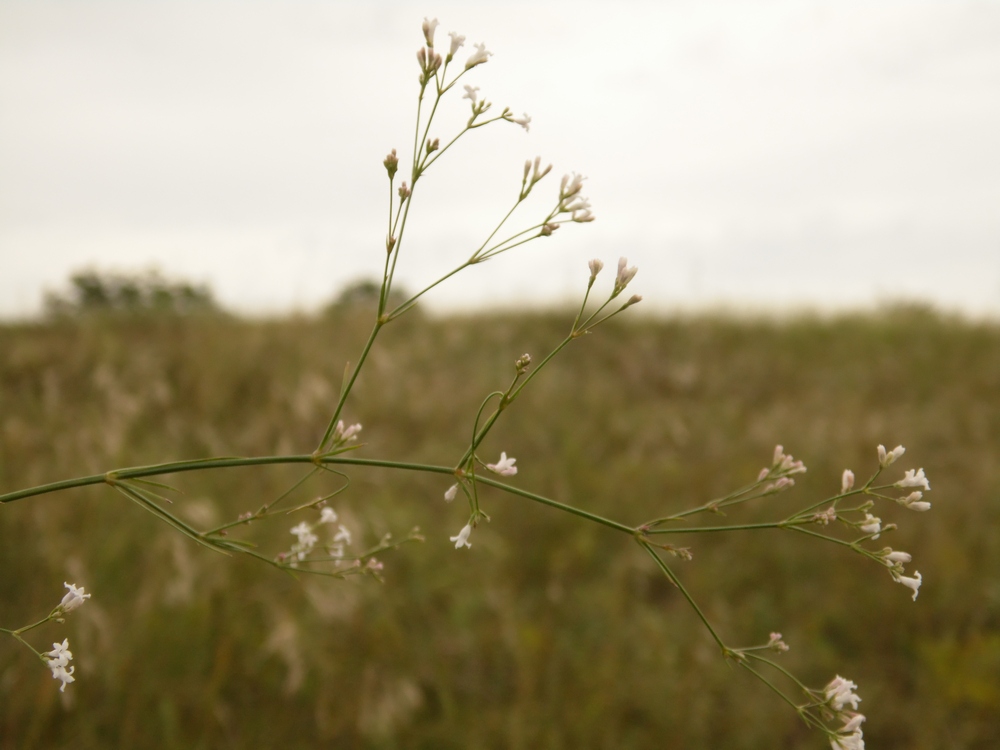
left=1, top=304, right=998, bottom=749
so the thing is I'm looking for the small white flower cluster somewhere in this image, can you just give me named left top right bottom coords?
left=558, top=173, right=594, bottom=223
left=56, top=581, right=91, bottom=617
left=586, top=258, right=641, bottom=308
left=450, top=523, right=473, bottom=549
left=330, top=420, right=362, bottom=449
left=286, top=507, right=351, bottom=564
left=758, top=445, right=807, bottom=493
left=880, top=548, right=923, bottom=600
left=837, top=446, right=930, bottom=599
left=40, top=582, right=91, bottom=693
left=823, top=675, right=865, bottom=750
left=45, top=638, right=75, bottom=692
left=877, top=444, right=931, bottom=510
left=419, top=17, right=491, bottom=80
left=486, top=451, right=517, bottom=477
left=768, top=631, right=789, bottom=652
left=521, top=156, right=553, bottom=202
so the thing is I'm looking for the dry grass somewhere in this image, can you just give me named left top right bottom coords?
left=1, top=306, right=998, bottom=749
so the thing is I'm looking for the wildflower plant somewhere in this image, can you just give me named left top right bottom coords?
left=0, top=18, right=937, bottom=746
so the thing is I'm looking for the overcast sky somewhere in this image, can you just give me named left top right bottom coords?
left=1, top=1, right=998, bottom=319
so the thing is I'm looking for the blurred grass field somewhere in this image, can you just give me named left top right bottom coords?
left=1, top=306, right=998, bottom=749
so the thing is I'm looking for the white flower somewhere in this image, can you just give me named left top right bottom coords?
left=290, top=522, right=318, bottom=560
left=465, top=42, right=492, bottom=69
left=813, top=506, right=837, bottom=525
left=333, top=525, right=352, bottom=545
left=563, top=196, right=591, bottom=215
left=422, top=17, right=440, bottom=47
left=44, top=638, right=72, bottom=667
left=510, top=112, right=531, bottom=132
left=450, top=523, right=473, bottom=549
left=486, top=452, right=517, bottom=476
left=824, top=675, right=862, bottom=712
left=830, top=713, right=866, bottom=750
left=444, top=484, right=458, bottom=502
left=859, top=513, right=881, bottom=539
left=878, top=444, right=905, bottom=468
left=44, top=638, right=75, bottom=693
left=319, top=507, right=339, bottom=524
left=448, top=32, right=465, bottom=57
left=896, top=490, right=931, bottom=511
left=615, top=257, right=638, bottom=293
left=883, top=550, right=912, bottom=566
left=588, top=259, right=604, bottom=279
left=332, top=420, right=362, bottom=445
left=463, top=84, right=479, bottom=103
left=560, top=172, right=586, bottom=199
left=59, top=582, right=91, bottom=614
left=894, top=570, right=923, bottom=600
left=896, top=468, right=930, bottom=491
left=830, top=730, right=865, bottom=750
left=841, top=470, right=855, bottom=493
left=768, top=632, right=789, bottom=652
left=772, top=445, right=807, bottom=475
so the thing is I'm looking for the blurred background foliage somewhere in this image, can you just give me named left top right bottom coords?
left=44, top=269, right=219, bottom=318
left=1, top=296, right=998, bottom=749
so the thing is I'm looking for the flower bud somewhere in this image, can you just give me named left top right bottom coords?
left=422, top=17, right=440, bottom=48
left=383, top=149, right=398, bottom=180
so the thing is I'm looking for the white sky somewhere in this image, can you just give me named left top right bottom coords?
left=1, top=0, right=999, bottom=319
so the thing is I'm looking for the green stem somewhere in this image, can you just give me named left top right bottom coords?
left=473, top=474, right=635, bottom=534
left=318, top=321, right=383, bottom=450
left=641, top=542, right=727, bottom=652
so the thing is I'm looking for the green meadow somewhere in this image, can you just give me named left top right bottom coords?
left=1, top=307, right=998, bottom=749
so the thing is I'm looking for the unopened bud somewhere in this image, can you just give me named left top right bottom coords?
left=386, top=235, right=397, bottom=253
left=540, top=223, right=559, bottom=236
left=588, top=259, right=604, bottom=280
left=426, top=138, right=440, bottom=155
left=515, top=353, right=532, bottom=373
left=398, top=182, right=410, bottom=200
left=422, top=17, right=440, bottom=48
left=383, top=149, right=398, bottom=180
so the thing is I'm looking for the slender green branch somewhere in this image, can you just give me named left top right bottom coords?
left=641, top=542, right=727, bottom=652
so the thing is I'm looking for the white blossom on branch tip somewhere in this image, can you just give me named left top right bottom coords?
left=768, top=632, right=789, bottom=652
left=58, top=582, right=91, bottom=614
left=897, top=490, right=931, bottom=511
left=615, top=257, right=638, bottom=293
left=859, top=513, right=881, bottom=539
left=893, top=570, right=923, bottom=600
left=883, top=549, right=912, bottom=566
left=319, top=507, right=339, bottom=524
left=841, top=469, right=855, bottom=493
left=824, top=675, right=862, bottom=712
left=772, top=445, right=807, bottom=475
left=878, top=444, right=905, bottom=468
left=830, top=713, right=866, bottom=750
left=896, top=467, right=930, bottom=491
left=450, top=523, right=473, bottom=549
left=486, top=452, right=517, bottom=476
left=588, top=259, right=604, bottom=279
left=448, top=32, right=465, bottom=57
left=44, top=638, right=75, bottom=692
left=444, top=484, right=458, bottom=502
left=463, top=84, right=479, bottom=103
left=509, top=113, right=531, bottom=132
left=422, top=17, right=440, bottom=48
left=560, top=172, right=585, bottom=199
left=333, top=525, right=352, bottom=545
left=465, top=43, right=492, bottom=69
